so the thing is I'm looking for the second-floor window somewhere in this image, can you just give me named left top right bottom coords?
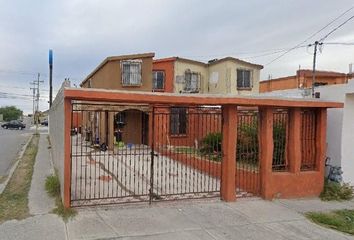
left=237, top=69, right=252, bottom=89
left=152, top=71, right=165, bottom=90
left=184, top=71, right=200, bottom=92
left=121, top=60, right=142, bottom=86
left=170, top=107, right=187, bottom=135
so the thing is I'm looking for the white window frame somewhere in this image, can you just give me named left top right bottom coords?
left=152, top=70, right=165, bottom=90
left=184, top=70, right=200, bottom=92
left=237, top=69, right=252, bottom=89
left=121, top=60, right=142, bottom=86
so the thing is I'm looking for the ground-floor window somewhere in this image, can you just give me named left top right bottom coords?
left=170, top=107, right=187, bottom=135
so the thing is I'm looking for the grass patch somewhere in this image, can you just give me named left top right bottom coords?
left=306, top=209, right=354, bottom=235
left=0, top=175, right=7, bottom=184
left=45, top=175, right=60, bottom=197
left=173, top=146, right=222, bottom=162
left=320, top=180, right=354, bottom=201
left=0, top=134, right=39, bottom=223
left=45, top=174, right=76, bottom=222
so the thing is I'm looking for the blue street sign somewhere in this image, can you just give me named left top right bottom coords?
left=49, top=49, right=53, bottom=65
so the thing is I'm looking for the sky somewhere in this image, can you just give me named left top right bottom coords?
left=0, top=0, right=353, bottom=114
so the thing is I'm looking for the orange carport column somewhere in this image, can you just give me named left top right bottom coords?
left=64, top=98, right=72, bottom=208
left=259, top=107, right=273, bottom=200
left=288, top=108, right=301, bottom=173
left=221, top=105, right=237, bottom=202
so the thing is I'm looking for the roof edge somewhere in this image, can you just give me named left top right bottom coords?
left=80, top=52, right=155, bottom=86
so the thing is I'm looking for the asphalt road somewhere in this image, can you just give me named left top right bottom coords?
left=0, top=117, right=33, bottom=179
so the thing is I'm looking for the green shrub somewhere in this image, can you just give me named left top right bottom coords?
left=320, top=180, right=354, bottom=201
left=272, top=123, right=286, bottom=166
left=200, top=132, right=222, bottom=154
left=237, top=121, right=259, bottom=163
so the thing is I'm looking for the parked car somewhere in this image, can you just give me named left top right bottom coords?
left=1, top=120, right=26, bottom=130
left=41, top=120, right=48, bottom=126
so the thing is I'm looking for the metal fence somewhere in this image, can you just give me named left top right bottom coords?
left=236, top=110, right=261, bottom=197
left=70, top=102, right=152, bottom=206
left=301, top=109, right=317, bottom=171
left=153, top=106, right=221, bottom=201
left=68, top=100, right=321, bottom=206
left=272, top=109, right=289, bottom=171
left=70, top=102, right=222, bottom=206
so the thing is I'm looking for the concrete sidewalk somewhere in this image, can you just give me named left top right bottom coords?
left=0, top=133, right=66, bottom=240
left=0, top=133, right=353, bottom=239
left=28, top=133, right=56, bottom=214
left=64, top=199, right=353, bottom=240
left=276, top=198, right=354, bottom=213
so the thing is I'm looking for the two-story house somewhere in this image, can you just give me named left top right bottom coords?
left=152, top=56, right=263, bottom=95
left=80, top=53, right=154, bottom=148
left=79, top=52, right=263, bottom=150
left=151, top=56, right=263, bottom=147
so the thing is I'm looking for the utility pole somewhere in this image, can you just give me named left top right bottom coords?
left=311, top=41, right=319, bottom=98
left=49, top=50, right=53, bottom=108
left=30, top=82, right=36, bottom=124
left=29, top=73, right=44, bottom=132
left=309, top=41, right=323, bottom=98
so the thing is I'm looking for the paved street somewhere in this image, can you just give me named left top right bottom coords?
left=0, top=117, right=32, bottom=179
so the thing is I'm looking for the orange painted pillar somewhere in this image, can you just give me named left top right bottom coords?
left=259, top=107, right=273, bottom=200
left=221, top=105, right=237, bottom=202
left=148, top=110, right=153, bottom=147
left=288, top=108, right=301, bottom=173
left=316, top=108, right=327, bottom=174
left=64, top=98, right=72, bottom=208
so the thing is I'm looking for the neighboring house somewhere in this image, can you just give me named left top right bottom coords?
left=260, top=69, right=352, bottom=93
left=152, top=56, right=262, bottom=147
left=152, top=57, right=263, bottom=95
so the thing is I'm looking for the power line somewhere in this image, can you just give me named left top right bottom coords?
left=306, top=13, right=354, bottom=97
left=265, top=6, right=354, bottom=66
left=0, top=85, right=50, bottom=91
left=319, top=14, right=354, bottom=42
left=323, top=42, right=354, bottom=45
left=243, top=45, right=308, bottom=59
left=179, top=46, right=299, bottom=59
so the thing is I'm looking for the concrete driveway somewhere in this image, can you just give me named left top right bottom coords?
left=71, top=135, right=220, bottom=206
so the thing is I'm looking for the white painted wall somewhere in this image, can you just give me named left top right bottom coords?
left=260, top=80, right=354, bottom=181
left=48, top=79, right=70, bottom=200
left=341, top=93, right=354, bottom=185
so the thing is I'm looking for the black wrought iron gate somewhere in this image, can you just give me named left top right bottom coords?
left=70, top=102, right=221, bottom=206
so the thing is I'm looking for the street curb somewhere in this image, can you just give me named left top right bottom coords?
left=0, top=134, right=33, bottom=194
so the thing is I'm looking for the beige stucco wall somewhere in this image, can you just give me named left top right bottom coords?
left=172, top=59, right=260, bottom=95
left=207, top=60, right=260, bottom=95
left=82, top=57, right=153, bottom=91
left=173, top=60, right=208, bottom=93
